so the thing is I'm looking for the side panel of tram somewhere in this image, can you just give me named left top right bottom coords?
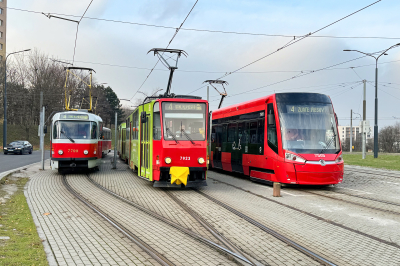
left=126, top=99, right=208, bottom=187
left=211, top=93, right=344, bottom=185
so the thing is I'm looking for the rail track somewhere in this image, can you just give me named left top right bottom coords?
left=84, top=174, right=253, bottom=266
left=193, top=188, right=337, bottom=266
left=297, top=189, right=400, bottom=216
left=208, top=176, right=400, bottom=251
left=345, top=168, right=400, bottom=179
left=62, top=175, right=174, bottom=266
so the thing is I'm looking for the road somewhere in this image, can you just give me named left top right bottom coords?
left=0, top=150, right=51, bottom=174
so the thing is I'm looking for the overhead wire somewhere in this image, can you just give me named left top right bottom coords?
left=72, top=0, right=94, bottom=64
left=129, top=0, right=199, bottom=101
left=7, top=5, right=400, bottom=40
left=213, top=0, right=383, bottom=81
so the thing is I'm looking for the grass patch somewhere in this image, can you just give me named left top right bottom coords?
left=0, top=176, right=48, bottom=265
left=343, top=153, right=400, bottom=171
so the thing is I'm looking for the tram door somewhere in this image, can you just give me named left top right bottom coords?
left=140, top=112, right=151, bottom=179
left=231, top=122, right=245, bottom=173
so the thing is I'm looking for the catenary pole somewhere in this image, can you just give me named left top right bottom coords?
left=113, top=111, right=117, bottom=169
left=41, top=106, right=45, bottom=170
left=350, top=110, right=352, bottom=152
left=362, top=80, right=366, bottom=159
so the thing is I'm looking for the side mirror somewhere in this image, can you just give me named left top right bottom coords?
left=267, top=114, right=275, bottom=126
left=141, top=112, right=147, bottom=123
left=44, top=125, right=48, bottom=134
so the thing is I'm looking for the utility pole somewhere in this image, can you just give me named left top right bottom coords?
left=41, top=106, right=45, bottom=170
left=112, top=111, right=117, bottom=169
left=350, top=109, right=353, bottom=152
left=207, top=86, right=211, bottom=169
left=362, top=80, right=366, bottom=159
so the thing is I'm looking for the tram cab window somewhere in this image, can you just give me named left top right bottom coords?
left=153, top=103, right=161, bottom=140
left=162, top=102, right=206, bottom=141
left=53, top=121, right=97, bottom=140
left=267, top=103, right=279, bottom=153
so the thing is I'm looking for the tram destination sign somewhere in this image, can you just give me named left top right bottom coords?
left=165, top=103, right=203, bottom=111
left=286, top=105, right=330, bottom=114
left=60, top=114, right=89, bottom=120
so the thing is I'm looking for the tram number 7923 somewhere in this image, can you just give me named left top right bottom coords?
left=180, top=156, right=190, bottom=161
left=68, top=149, right=79, bottom=153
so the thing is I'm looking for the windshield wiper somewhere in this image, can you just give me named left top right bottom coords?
left=165, top=126, right=178, bottom=144
left=61, top=130, right=75, bottom=143
left=319, top=118, right=337, bottom=154
left=181, top=129, right=195, bottom=145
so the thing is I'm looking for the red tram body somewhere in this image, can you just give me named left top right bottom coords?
left=50, top=111, right=106, bottom=172
left=211, top=93, right=344, bottom=185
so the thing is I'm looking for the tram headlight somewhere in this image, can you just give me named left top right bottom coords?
left=84, top=150, right=89, bottom=155
left=335, top=155, right=343, bottom=163
left=198, top=157, right=205, bottom=164
left=58, top=150, right=64, bottom=155
left=285, top=152, right=306, bottom=163
left=165, top=157, right=172, bottom=164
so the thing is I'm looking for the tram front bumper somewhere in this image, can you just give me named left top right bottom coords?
left=170, top=166, right=190, bottom=186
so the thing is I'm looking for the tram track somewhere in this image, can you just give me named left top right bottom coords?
left=345, top=168, right=400, bottom=179
left=62, top=175, right=174, bottom=266
left=193, top=188, right=337, bottom=266
left=164, top=191, right=263, bottom=266
left=297, top=188, right=400, bottom=215
left=208, top=177, right=400, bottom=250
left=84, top=174, right=254, bottom=266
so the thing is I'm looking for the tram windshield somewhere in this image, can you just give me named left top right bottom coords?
left=162, top=102, right=206, bottom=141
left=53, top=121, right=97, bottom=140
left=277, top=102, right=340, bottom=154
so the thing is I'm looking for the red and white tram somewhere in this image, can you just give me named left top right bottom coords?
left=50, top=111, right=104, bottom=172
left=211, top=92, right=344, bottom=185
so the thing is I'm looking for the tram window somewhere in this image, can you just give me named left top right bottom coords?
left=153, top=104, right=161, bottom=140
left=91, top=122, right=97, bottom=139
left=249, top=121, right=257, bottom=144
left=238, top=122, right=245, bottom=143
left=227, top=124, right=236, bottom=142
left=222, top=124, right=228, bottom=142
left=258, top=119, right=264, bottom=145
left=267, top=103, right=278, bottom=153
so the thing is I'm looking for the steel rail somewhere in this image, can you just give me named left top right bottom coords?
left=165, top=191, right=262, bottom=266
left=207, top=176, right=400, bottom=250
left=345, top=168, right=400, bottom=179
left=300, top=189, right=400, bottom=215
left=62, top=176, right=174, bottom=266
left=194, top=190, right=337, bottom=266
left=85, top=174, right=253, bottom=265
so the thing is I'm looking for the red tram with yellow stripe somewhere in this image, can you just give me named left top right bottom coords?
left=211, top=93, right=344, bottom=185
left=50, top=111, right=107, bottom=172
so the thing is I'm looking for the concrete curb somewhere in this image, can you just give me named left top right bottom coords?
left=24, top=182, right=58, bottom=266
left=0, top=160, right=50, bottom=181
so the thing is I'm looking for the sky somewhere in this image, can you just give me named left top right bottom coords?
left=6, top=0, right=400, bottom=128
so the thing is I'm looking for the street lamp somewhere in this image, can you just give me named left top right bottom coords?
left=344, top=43, right=400, bottom=158
left=3, top=49, right=31, bottom=148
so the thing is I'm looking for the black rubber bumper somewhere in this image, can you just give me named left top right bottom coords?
left=51, top=157, right=97, bottom=161
left=153, top=179, right=207, bottom=188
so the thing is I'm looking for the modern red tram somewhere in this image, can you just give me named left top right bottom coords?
left=50, top=111, right=105, bottom=172
left=210, top=93, right=344, bottom=185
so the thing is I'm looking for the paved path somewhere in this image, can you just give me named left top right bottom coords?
left=0, top=150, right=50, bottom=174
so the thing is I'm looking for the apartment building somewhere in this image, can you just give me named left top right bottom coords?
left=338, top=125, right=372, bottom=142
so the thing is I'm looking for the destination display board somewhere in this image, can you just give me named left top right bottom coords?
left=286, top=105, right=330, bottom=114
left=164, top=103, right=203, bottom=111
left=60, top=114, right=89, bottom=120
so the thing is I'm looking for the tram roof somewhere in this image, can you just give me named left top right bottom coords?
left=212, top=92, right=331, bottom=119
left=52, top=111, right=103, bottom=123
